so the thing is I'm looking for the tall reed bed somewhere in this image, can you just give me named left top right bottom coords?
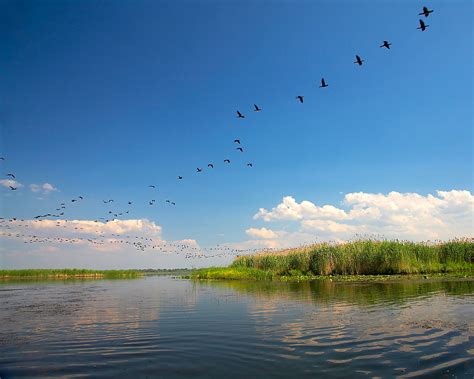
left=0, top=269, right=141, bottom=279
left=231, top=239, right=473, bottom=276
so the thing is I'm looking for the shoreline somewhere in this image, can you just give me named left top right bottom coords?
left=0, top=269, right=142, bottom=280
left=189, top=239, right=473, bottom=282
left=188, top=268, right=473, bottom=283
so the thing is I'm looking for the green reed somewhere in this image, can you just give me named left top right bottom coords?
left=0, top=269, right=142, bottom=279
left=191, top=238, right=474, bottom=279
left=226, top=239, right=473, bottom=279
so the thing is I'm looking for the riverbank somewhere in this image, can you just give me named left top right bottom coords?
left=190, top=239, right=473, bottom=281
left=0, top=269, right=142, bottom=279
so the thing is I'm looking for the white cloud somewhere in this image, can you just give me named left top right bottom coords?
left=29, top=183, right=58, bottom=194
left=26, top=218, right=163, bottom=239
left=251, top=190, right=474, bottom=242
left=0, top=179, right=23, bottom=189
left=254, top=196, right=348, bottom=222
left=29, top=184, right=40, bottom=192
left=246, top=227, right=279, bottom=239
left=1, top=218, right=207, bottom=268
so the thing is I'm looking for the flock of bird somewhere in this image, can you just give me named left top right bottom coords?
left=1, top=6, right=436, bottom=259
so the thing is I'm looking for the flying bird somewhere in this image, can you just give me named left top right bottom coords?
left=6, top=173, right=15, bottom=179
left=419, top=6, right=433, bottom=17
left=380, top=40, right=391, bottom=49
left=224, top=159, right=231, bottom=163
left=208, top=164, right=214, bottom=168
left=171, top=202, right=175, bottom=206
left=78, top=196, right=84, bottom=200
left=417, top=19, right=429, bottom=31
left=196, top=168, right=202, bottom=172
left=128, top=201, right=132, bottom=205
left=247, top=163, right=253, bottom=167
left=236, top=110, right=245, bottom=119
left=149, top=185, right=156, bottom=188
left=254, top=104, right=262, bottom=112
left=9, top=186, right=16, bottom=190
left=354, top=55, right=364, bottom=65
left=178, top=176, right=183, bottom=180
left=0, top=157, right=4, bottom=160
left=234, top=139, right=241, bottom=144
left=296, top=96, right=304, bottom=103
left=236, top=147, right=243, bottom=152
left=166, top=200, right=170, bottom=203
left=319, top=78, right=328, bottom=88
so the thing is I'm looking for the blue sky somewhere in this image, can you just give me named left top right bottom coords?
left=0, top=0, right=472, bottom=268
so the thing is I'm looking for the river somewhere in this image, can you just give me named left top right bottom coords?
left=1, top=276, right=473, bottom=378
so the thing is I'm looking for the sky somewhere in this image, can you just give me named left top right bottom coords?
left=0, top=0, right=472, bottom=269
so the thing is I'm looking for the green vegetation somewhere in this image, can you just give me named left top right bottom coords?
left=191, top=239, right=473, bottom=281
left=137, top=268, right=193, bottom=276
left=0, top=269, right=142, bottom=279
left=189, top=267, right=275, bottom=281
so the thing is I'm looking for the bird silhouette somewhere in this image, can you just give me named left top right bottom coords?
left=166, top=200, right=170, bottom=203
left=9, top=186, right=16, bottom=190
left=149, top=185, right=156, bottom=188
left=419, top=6, right=433, bottom=17
left=236, top=110, right=245, bottom=118
left=78, top=196, right=84, bottom=200
left=417, top=19, right=429, bottom=31
left=296, top=96, right=304, bottom=103
left=196, top=168, right=202, bottom=172
left=380, top=40, right=391, bottom=49
left=319, top=78, right=328, bottom=88
left=254, top=104, right=262, bottom=112
left=224, top=159, right=231, bottom=163
left=234, top=139, right=241, bottom=144
left=128, top=201, right=132, bottom=205
left=354, top=55, right=364, bottom=65
left=236, top=147, right=243, bottom=152
left=6, top=173, right=15, bottom=179
left=0, top=157, right=4, bottom=160
left=247, top=163, right=253, bottom=167
left=208, top=164, right=214, bottom=168
left=178, top=176, right=183, bottom=180
left=171, top=202, right=176, bottom=206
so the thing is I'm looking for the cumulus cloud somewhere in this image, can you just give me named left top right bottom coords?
left=254, top=196, right=348, bottom=222
left=251, top=190, right=473, bottom=242
left=1, top=218, right=207, bottom=268
left=246, top=227, right=279, bottom=239
left=29, top=183, right=58, bottom=194
left=0, top=179, right=23, bottom=189
left=20, top=219, right=163, bottom=241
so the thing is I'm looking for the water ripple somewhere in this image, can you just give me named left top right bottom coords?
left=0, top=276, right=473, bottom=378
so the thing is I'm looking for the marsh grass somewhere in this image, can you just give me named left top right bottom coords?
left=0, top=269, right=141, bottom=279
left=189, top=267, right=275, bottom=280
left=192, top=239, right=473, bottom=281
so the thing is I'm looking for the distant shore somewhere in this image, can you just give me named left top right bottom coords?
left=190, top=239, right=473, bottom=281
left=0, top=269, right=142, bottom=279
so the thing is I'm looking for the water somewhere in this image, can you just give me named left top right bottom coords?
left=0, top=276, right=473, bottom=378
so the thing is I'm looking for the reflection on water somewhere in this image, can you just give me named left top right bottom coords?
left=0, top=277, right=473, bottom=378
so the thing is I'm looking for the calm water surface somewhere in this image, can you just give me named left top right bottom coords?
left=0, top=276, right=473, bottom=378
